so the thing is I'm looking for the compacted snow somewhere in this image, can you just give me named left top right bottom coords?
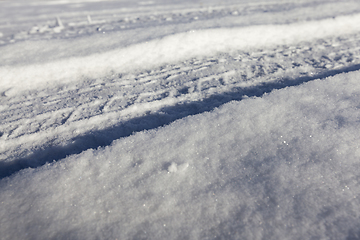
left=1, top=0, right=360, bottom=239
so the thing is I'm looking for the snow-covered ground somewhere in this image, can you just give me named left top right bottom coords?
left=1, top=0, right=360, bottom=239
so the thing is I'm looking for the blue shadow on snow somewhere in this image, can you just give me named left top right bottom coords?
left=1, top=63, right=360, bottom=180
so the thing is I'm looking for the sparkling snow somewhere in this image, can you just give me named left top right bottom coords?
left=1, top=0, right=360, bottom=239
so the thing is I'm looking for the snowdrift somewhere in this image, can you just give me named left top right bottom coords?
left=1, top=70, right=360, bottom=239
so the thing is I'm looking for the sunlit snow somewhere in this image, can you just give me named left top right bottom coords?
left=1, top=0, right=360, bottom=239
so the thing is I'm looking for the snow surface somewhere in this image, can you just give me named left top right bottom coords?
left=1, top=13, right=360, bottom=95
left=2, top=69, right=360, bottom=239
left=1, top=0, right=360, bottom=239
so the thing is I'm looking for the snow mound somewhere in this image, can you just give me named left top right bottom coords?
left=1, top=70, right=360, bottom=239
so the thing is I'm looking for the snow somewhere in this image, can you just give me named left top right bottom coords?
left=1, top=0, right=360, bottom=239
left=2, top=13, right=360, bottom=95
left=2, top=71, right=360, bottom=239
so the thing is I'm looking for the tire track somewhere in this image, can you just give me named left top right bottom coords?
left=1, top=31, right=360, bottom=177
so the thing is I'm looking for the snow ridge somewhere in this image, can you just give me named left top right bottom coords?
left=1, top=14, right=360, bottom=95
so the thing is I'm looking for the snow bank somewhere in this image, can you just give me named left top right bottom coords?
left=1, top=70, right=360, bottom=239
left=1, top=13, right=360, bottom=96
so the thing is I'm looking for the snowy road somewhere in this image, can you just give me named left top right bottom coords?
left=1, top=0, right=360, bottom=239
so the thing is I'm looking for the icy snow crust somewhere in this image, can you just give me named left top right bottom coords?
left=1, top=0, right=360, bottom=239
